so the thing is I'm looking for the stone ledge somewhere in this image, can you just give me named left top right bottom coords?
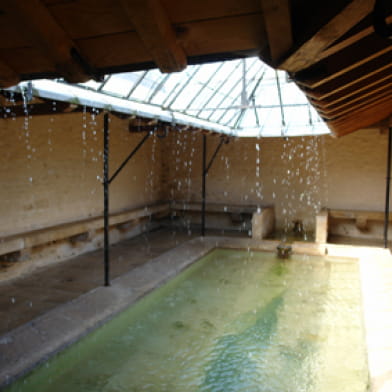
left=0, top=202, right=170, bottom=257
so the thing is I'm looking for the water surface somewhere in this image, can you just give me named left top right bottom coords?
left=7, top=249, right=368, bottom=392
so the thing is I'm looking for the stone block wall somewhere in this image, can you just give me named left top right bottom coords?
left=163, top=128, right=389, bottom=236
left=0, top=112, right=164, bottom=237
left=0, top=109, right=389, bottom=273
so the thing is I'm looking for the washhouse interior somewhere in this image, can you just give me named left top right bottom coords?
left=0, top=1, right=391, bottom=391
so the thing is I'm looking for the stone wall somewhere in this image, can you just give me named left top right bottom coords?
left=0, top=112, right=388, bottom=242
left=0, top=112, right=164, bottom=237
left=163, top=129, right=388, bottom=234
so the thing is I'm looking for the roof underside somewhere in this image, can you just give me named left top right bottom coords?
left=0, top=0, right=390, bottom=136
left=6, top=58, right=329, bottom=137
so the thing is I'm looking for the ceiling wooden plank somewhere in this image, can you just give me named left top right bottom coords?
left=318, top=89, right=392, bottom=119
left=299, top=51, right=392, bottom=100
left=260, top=0, right=292, bottom=64
left=279, top=0, right=375, bottom=72
left=44, top=0, right=262, bottom=40
left=294, top=34, right=392, bottom=88
left=307, top=66, right=392, bottom=104
left=76, top=32, right=151, bottom=69
left=0, top=47, right=57, bottom=78
left=45, top=0, right=133, bottom=40
left=0, top=60, right=20, bottom=88
left=76, top=14, right=265, bottom=70
left=312, top=78, right=392, bottom=112
left=162, top=0, right=261, bottom=24
left=1, top=0, right=93, bottom=83
left=327, top=98, right=392, bottom=136
left=318, top=14, right=392, bottom=62
left=119, top=0, right=187, bottom=73
left=178, top=13, right=266, bottom=56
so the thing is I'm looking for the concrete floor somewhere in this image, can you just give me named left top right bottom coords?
left=0, top=228, right=200, bottom=336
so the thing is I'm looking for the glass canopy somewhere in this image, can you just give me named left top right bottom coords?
left=11, top=57, right=330, bottom=137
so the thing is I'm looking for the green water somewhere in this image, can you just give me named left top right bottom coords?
left=6, top=249, right=369, bottom=392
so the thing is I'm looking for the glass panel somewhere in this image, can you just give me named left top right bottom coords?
left=102, top=73, right=142, bottom=97
left=80, top=79, right=102, bottom=91
left=19, top=56, right=330, bottom=137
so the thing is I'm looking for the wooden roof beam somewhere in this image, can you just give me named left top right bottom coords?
left=2, top=0, right=95, bottom=83
left=279, top=0, right=375, bottom=72
left=119, top=0, right=187, bottom=73
left=317, top=89, right=392, bottom=119
left=0, top=60, right=19, bottom=88
left=307, top=65, right=392, bottom=104
left=319, top=14, right=392, bottom=61
left=299, top=50, right=392, bottom=100
left=326, top=98, right=392, bottom=136
left=294, top=34, right=392, bottom=88
left=260, top=0, right=293, bottom=65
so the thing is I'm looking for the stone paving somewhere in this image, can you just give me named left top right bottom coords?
left=0, top=228, right=198, bottom=336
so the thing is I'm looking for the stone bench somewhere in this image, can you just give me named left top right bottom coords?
left=315, top=208, right=392, bottom=243
left=170, top=201, right=275, bottom=238
left=0, top=202, right=170, bottom=262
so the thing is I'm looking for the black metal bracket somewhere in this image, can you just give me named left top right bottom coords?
left=102, top=113, right=152, bottom=286
left=103, top=113, right=110, bottom=286
left=108, top=131, right=151, bottom=185
left=204, top=137, right=228, bottom=175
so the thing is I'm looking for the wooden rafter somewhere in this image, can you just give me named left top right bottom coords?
left=0, top=60, right=19, bottom=88
left=318, top=89, right=392, bottom=119
left=312, top=79, right=392, bottom=113
left=1, top=0, right=94, bottom=83
left=279, top=0, right=376, bottom=72
left=119, top=0, right=187, bottom=73
left=300, top=51, right=392, bottom=100
left=327, top=98, right=392, bottom=136
left=308, top=66, right=392, bottom=104
left=294, top=34, right=392, bottom=88
left=319, top=14, right=392, bottom=62
left=260, top=0, right=292, bottom=64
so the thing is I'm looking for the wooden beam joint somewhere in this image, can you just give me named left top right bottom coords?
left=279, top=0, right=376, bottom=72
left=120, top=0, right=187, bottom=73
left=2, top=0, right=98, bottom=83
left=260, top=0, right=293, bottom=65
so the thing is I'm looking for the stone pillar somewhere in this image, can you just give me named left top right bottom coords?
left=252, top=207, right=275, bottom=239
left=315, top=209, right=328, bottom=243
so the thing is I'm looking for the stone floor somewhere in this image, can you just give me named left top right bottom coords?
left=0, top=228, right=201, bottom=336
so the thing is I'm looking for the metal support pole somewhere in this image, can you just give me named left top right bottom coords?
left=202, top=134, right=207, bottom=236
left=103, top=113, right=110, bottom=286
left=201, top=136, right=228, bottom=236
left=384, top=127, right=392, bottom=248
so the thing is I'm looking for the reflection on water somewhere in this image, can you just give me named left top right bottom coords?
left=6, top=249, right=368, bottom=392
